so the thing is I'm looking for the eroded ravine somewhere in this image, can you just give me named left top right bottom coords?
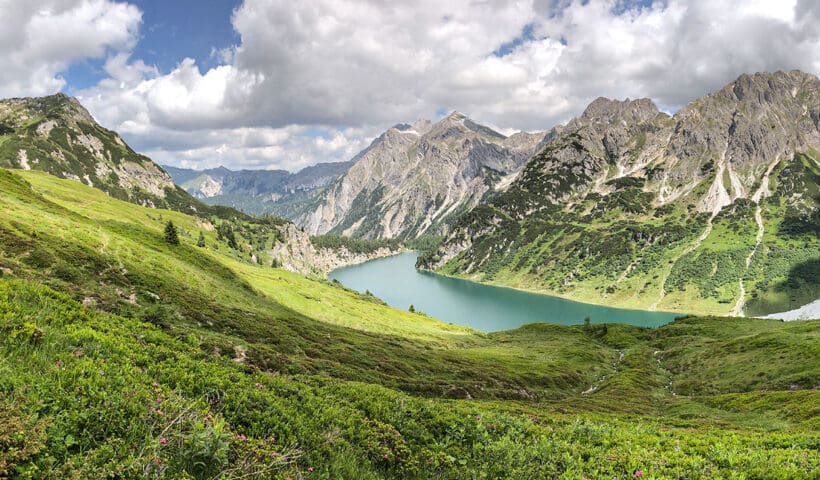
left=730, top=156, right=779, bottom=316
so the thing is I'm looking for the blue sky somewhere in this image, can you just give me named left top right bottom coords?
left=1, top=0, right=816, bottom=171
left=64, top=0, right=242, bottom=93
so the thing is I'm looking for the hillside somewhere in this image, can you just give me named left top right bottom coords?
left=0, top=93, right=398, bottom=279
left=0, top=94, right=210, bottom=213
left=164, top=162, right=353, bottom=217
left=423, top=70, right=820, bottom=317
left=0, top=167, right=818, bottom=478
left=295, top=114, right=545, bottom=239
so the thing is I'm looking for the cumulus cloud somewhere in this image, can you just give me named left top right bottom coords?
left=0, top=0, right=141, bottom=97
left=9, top=0, right=820, bottom=170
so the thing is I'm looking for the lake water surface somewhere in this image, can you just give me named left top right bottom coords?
left=329, top=252, right=681, bottom=332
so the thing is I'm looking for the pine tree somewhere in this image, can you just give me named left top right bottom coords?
left=164, top=221, right=180, bottom=246
left=196, top=231, right=206, bottom=247
left=409, top=304, right=415, bottom=313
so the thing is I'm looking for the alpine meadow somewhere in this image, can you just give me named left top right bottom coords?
left=0, top=1, right=818, bottom=479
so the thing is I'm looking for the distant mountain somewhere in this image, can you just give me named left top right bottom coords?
left=0, top=93, right=206, bottom=213
left=296, top=112, right=545, bottom=239
left=164, top=161, right=353, bottom=217
left=422, top=70, right=820, bottom=316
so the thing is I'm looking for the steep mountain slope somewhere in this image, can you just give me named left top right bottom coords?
left=423, top=70, right=820, bottom=316
left=0, top=93, right=399, bottom=275
left=0, top=93, right=205, bottom=212
left=1, top=167, right=818, bottom=478
left=165, top=161, right=353, bottom=217
left=296, top=113, right=545, bottom=239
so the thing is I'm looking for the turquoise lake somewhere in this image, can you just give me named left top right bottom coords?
left=329, top=252, right=681, bottom=332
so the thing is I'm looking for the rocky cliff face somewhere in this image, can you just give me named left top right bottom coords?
left=295, top=113, right=545, bottom=239
left=425, top=70, right=820, bottom=316
left=0, top=94, right=198, bottom=211
left=270, top=223, right=401, bottom=276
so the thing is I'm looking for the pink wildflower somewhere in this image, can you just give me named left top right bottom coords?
left=633, top=470, right=644, bottom=477
left=159, top=437, right=167, bottom=444
left=237, top=434, right=247, bottom=442
left=307, top=467, right=314, bottom=472
left=383, top=453, right=389, bottom=460
left=154, top=458, right=161, bottom=464
left=255, top=382, right=265, bottom=389
left=272, top=452, right=280, bottom=458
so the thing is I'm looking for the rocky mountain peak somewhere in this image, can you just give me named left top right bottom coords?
left=579, top=97, right=661, bottom=125
left=295, top=111, right=544, bottom=238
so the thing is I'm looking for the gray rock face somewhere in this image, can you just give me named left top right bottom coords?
left=269, top=222, right=401, bottom=276
left=296, top=112, right=545, bottom=239
left=661, top=71, right=820, bottom=208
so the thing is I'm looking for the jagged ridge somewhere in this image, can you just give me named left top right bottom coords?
left=296, top=112, right=545, bottom=239
left=424, top=70, right=820, bottom=317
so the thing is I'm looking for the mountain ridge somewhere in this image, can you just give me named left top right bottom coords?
left=0, top=93, right=209, bottom=213
left=295, top=111, right=546, bottom=239
left=422, top=70, right=820, bottom=317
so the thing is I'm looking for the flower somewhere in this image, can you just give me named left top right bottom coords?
left=154, top=458, right=162, bottom=464
left=237, top=434, right=247, bottom=442
left=159, top=437, right=167, bottom=444
left=254, top=382, right=265, bottom=389
left=633, top=470, right=644, bottom=477
left=307, top=467, right=314, bottom=472
left=383, top=453, right=389, bottom=460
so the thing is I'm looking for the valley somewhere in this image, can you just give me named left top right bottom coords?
left=0, top=167, right=818, bottom=478
left=0, top=71, right=817, bottom=479
left=2, top=1, right=819, bottom=477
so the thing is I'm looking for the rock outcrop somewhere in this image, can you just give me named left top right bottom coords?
left=295, top=113, right=545, bottom=239
left=270, top=223, right=401, bottom=276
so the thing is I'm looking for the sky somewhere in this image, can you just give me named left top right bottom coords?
left=0, top=0, right=818, bottom=172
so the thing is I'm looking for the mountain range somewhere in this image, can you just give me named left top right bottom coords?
left=422, top=70, right=819, bottom=316
left=296, top=113, right=546, bottom=239
left=164, top=161, right=353, bottom=217
left=0, top=71, right=817, bottom=318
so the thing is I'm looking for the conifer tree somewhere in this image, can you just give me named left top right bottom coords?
left=164, top=221, right=180, bottom=246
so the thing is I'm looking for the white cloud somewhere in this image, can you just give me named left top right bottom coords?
left=6, top=0, right=819, bottom=171
left=0, top=0, right=141, bottom=97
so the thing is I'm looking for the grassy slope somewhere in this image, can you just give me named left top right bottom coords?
left=0, top=168, right=818, bottom=478
left=435, top=152, right=819, bottom=316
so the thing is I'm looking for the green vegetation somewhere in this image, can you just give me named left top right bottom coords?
left=0, top=168, right=818, bottom=478
left=310, top=234, right=402, bottom=254
left=426, top=150, right=819, bottom=316
left=164, top=221, right=180, bottom=246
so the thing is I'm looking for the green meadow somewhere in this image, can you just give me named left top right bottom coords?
left=1, top=168, right=818, bottom=478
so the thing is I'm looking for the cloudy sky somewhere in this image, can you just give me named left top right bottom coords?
left=1, top=0, right=818, bottom=171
